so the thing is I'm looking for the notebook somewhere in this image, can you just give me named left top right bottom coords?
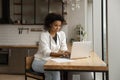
left=70, top=41, right=92, bottom=59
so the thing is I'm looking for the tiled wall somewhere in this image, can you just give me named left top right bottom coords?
left=0, top=25, right=42, bottom=45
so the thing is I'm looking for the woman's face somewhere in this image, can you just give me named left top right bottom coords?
left=50, top=20, right=62, bottom=33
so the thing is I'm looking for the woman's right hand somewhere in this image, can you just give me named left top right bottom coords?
left=58, top=51, right=71, bottom=58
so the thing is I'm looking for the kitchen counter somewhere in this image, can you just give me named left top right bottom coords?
left=0, top=45, right=38, bottom=48
left=0, top=43, right=71, bottom=49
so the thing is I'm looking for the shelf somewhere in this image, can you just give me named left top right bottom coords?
left=14, top=2, right=33, bottom=5
left=30, top=28, right=43, bottom=32
left=13, top=13, right=21, bottom=15
left=14, top=3, right=22, bottom=5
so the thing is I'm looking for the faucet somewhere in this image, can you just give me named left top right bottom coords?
left=18, top=27, right=29, bottom=34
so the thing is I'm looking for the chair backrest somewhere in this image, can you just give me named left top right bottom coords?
left=25, top=56, right=34, bottom=70
left=25, top=56, right=45, bottom=80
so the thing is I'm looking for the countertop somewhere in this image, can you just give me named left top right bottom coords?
left=0, top=43, right=71, bottom=49
left=0, top=45, right=38, bottom=48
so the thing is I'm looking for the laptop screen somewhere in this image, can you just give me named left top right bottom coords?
left=70, top=41, right=93, bottom=59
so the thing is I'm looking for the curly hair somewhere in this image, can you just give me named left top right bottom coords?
left=44, top=13, right=65, bottom=31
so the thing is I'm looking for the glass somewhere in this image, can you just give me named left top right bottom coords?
left=0, top=0, right=64, bottom=24
left=36, top=0, right=48, bottom=24
left=22, top=0, right=34, bottom=24
left=49, top=0, right=63, bottom=15
left=0, top=0, right=2, bottom=19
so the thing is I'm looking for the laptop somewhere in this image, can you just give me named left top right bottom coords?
left=70, top=41, right=93, bottom=59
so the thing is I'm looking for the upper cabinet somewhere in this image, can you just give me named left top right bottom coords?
left=0, top=0, right=13, bottom=24
left=0, top=0, right=66, bottom=25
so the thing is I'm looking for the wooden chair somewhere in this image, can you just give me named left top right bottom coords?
left=25, top=56, right=45, bottom=80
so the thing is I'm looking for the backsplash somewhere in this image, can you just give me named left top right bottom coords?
left=0, top=25, right=43, bottom=45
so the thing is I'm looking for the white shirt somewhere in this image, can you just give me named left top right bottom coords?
left=34, top=31, right=68, bottom=61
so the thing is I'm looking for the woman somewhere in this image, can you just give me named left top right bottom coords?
left=32, top=13, right=70, bottom=80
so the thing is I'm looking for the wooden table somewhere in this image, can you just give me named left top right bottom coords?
left=44, top=52, right=109, bottom=80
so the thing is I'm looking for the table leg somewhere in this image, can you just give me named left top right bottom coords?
left=64, top=71, right=68, bottom=80
left=106, top=71, right=109, bottom=80
left=60, top=71, right=68, bottom=80
left=60, top=71, right=63, bottom=80
left=102, top=72, right=104, bottom=80
left=93, top=72, right=96, bottom=80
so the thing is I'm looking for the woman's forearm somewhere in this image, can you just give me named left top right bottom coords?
left=50, top=52, right=63, bottom=57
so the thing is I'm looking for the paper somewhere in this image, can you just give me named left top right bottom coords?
left=51, top=58, right=74, bottom=63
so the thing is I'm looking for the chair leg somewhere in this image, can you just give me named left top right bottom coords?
left=25, top=75, right=27, bottom=80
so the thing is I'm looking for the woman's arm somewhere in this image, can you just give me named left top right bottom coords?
left=50, top=52, right=63, bottom=57
left=39, top=32, right=52, bottom=57
left=59, top=31, right=68, bottom=51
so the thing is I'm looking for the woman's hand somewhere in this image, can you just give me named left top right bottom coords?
left=50, top=51, right=71, bottom=58
left=59, top=51, right=71, bottom=58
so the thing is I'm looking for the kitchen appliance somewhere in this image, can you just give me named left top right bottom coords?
left=0, top=48, right=9, bottom=65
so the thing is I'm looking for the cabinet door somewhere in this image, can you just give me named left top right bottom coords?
left=10, top=0, right=64, bottom=25
left=0, top=0, right=2, bottom=19
left=9, top=48, right=37, bottom=74
left=36, top=0, right=48, bottom=24
left=11, top=0, right=22, bottom=24
left=22, top=0, right=34, bottom=24
left=49, top=0, right=63, bottom=15
left=22, top=0, right=49, bottom=24
left=9, top=48, right=27, bottom=73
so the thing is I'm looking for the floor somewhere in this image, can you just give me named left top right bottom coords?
left=0, top=73, right=103, bottom=80
left=0, top=74, right=35, bottom=80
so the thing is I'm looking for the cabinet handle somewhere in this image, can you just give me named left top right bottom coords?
left=9, top=49, right=11, bottom=57
left=27, top=49, right=30, bottom=56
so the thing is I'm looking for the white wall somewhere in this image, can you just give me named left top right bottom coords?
left=93, top=0, right=102, bottom=57
left=67, top=0, right=81, bottom=41
left=87, top=1, right=93, bottom=41
left=108, top=0, right=120, bottom=79
left=67, top=0, right=93, bottom=42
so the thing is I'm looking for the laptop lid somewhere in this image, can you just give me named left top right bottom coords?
left=70, top=41, right=92, bottom=59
